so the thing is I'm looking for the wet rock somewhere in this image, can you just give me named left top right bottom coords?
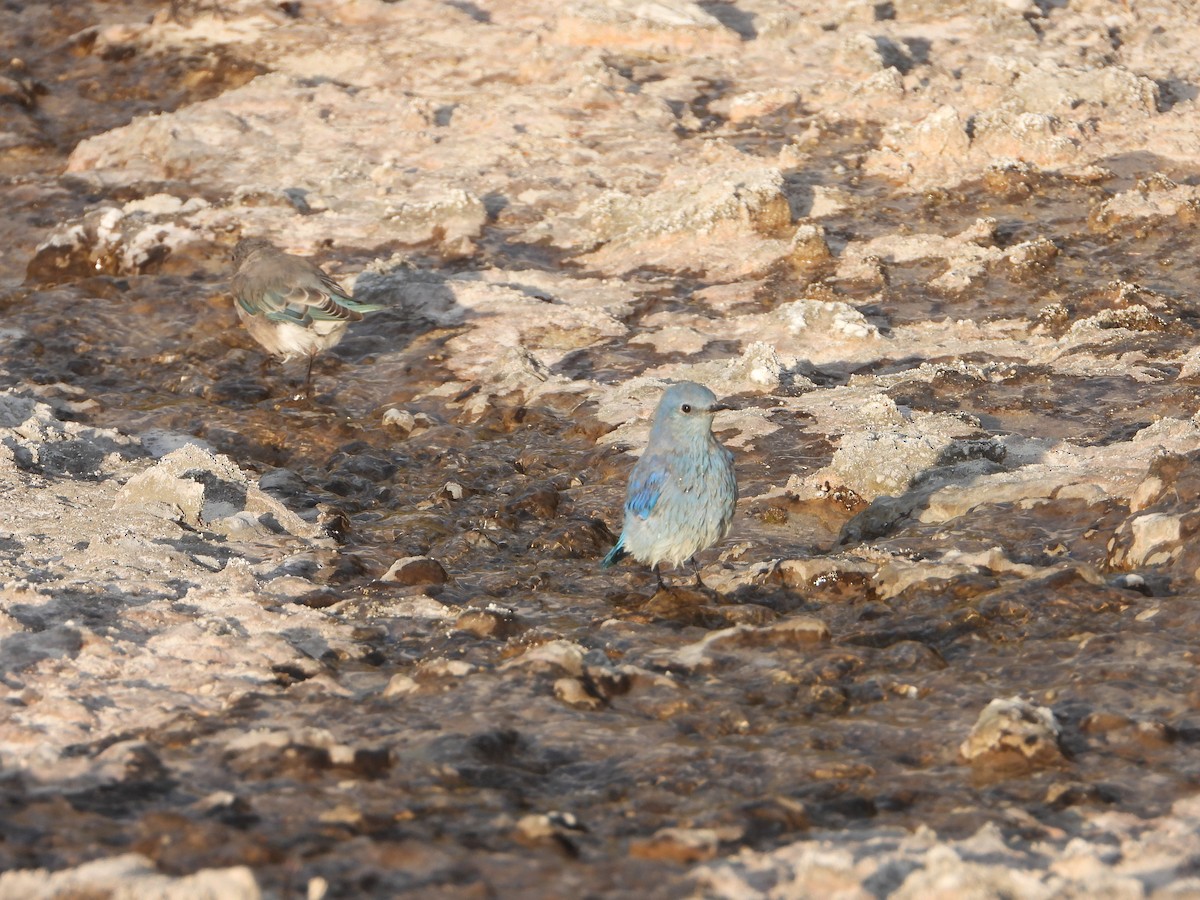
left=815, top=427, right=1003, bottom=502
left=381, top=407, right=417, bottom=435
left=868, top=105, right=970, bottom=187
left=0, top=391, right=138, bottom=476
left=380, top=556, right=449, bottom=586
left=382, top=673, right=419, bottom=697
left=1107, top=449, right=1200, bottom=575
left=959, top=697, right=1066, bottom=771
left=737, top=796, right=811, bottom=842
left=629, top=826, right=720, bottom=864
left=875, top=640, right=946, bottom=673
left=383, top=187, right=486, bottom=250
left=1070, top=304, right=1169, bottom=334
left=416, top=657, right=476, bottom=681
left=722, top=615, right=832, bottom=648
left=554, top=0, right=737, bottom=53
left=835, top=217, right=1058, bottom=294
left=25, top=198, right=209, bottom=285
left=661, top=340, right=812, bottom=399
left=1110, top=512, right=1182, bottom=569
left=553, top=677, right=604, bottom=710
left=1092, top=181, right=1200, bottom=230
left=788, top=223, right=834, bottom=272
left=838, top=33, right=909, bottom=74
left=114, top=444, right=322, bottom=542
left=659, top=615, right=830, bottom=672
left=500, top=639, right=585, bottom=676
left=996, top=59, right=1160, bottom=119
left=533, top=161, right=794, bottom=277
left=890, top=838, right=1057, bottom=899
left=504, top=484, right=560, bottom=520
left=515, top=811, right=586, bottom=857
left=0, top=854, right=261, bottom=899
left=1080, top=711, right=1134, bottom=735
left=639, top=589, right=729, bottom=628
left=530, top=517, right=616, bottom=558
left=1043, top=780, right=1112, bottom=810
left=714, top=88, right=802, bottom=125
left=453, top=605, right=523, bottom=640
left=715, top=603, right=779, bottom=627
left=778, top=557, right=877, bottom=591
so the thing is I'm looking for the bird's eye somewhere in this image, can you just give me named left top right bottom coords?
left=680, top=404, right=692, bottom=413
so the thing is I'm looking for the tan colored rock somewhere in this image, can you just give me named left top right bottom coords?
left=629, top=826, right=719, bottom=863
left=381, top=556, right=450, bottom=586
left=960, top=697, right=1066, bottom=770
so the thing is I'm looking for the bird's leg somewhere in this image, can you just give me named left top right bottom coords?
left=654, top=564, right=667, bottom=592
left=690, top=557, right=709, bottom=591
left=302, top=352, right=316, bottom=400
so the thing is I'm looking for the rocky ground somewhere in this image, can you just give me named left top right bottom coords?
left=4, top=0, right=1200, bottom=897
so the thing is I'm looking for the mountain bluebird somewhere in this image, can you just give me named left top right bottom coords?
left=230, top=238, right=383, bottom=393
left=602, top=381, right=737, bottom=587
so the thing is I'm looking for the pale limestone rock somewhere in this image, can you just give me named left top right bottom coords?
left=959, top=697, right=1065, bottom=768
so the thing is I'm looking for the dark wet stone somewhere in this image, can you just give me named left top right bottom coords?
left=271, top=662, right=318, bottom=684
left=1045, top=780, right=1116, bottom=809
left=467, top=728, right=522, bottom=763
left=798, top=684, right=849, bottom=715
left=24, top=238, right=120, bottom=286
left=638, top=590, right=729, bottom=628
left=294, top=592, right=340, bottom=614
left=854, top=601, right=892, bottom=622
left=454, top=606, right=523, bottom=640
left=132, top=811, right=280, bottom=870
left=332, top=449, right=397, bottom=482
left=1132, top=721, right=1177, bottom=748
left=504, top=484, right=559, bottom=519
left=324, top=553, right=373, bottom=585
left=732, top=796, right=811, bottom=844
left=346, top=748, right=393, bottom=779
left=227, top=743, right=331, bottom=780
left=529, top=517, right=616, bottom=558
left=1080, top=711, right=1134, bottom=734
left=317, top=505, right=352, bottom=542
left=628, top=827, right=719, bottom=864
left=874, top=639, right=946, bottom=672
left=194, top=791, right=259, bottom=828
left=722, top=615, right=831, bottom=648
left=716, top=603, right=778, bottom=627
left=204, top=378, right=271, bottom=403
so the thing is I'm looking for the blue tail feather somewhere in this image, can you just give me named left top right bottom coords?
left=601, top=540, right=627, bottom=568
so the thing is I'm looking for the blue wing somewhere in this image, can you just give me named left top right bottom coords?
left=626, top=465, right=667, bottom=521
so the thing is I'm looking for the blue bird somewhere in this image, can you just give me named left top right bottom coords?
left=602, top=382, right=737, bottom=588
left=230, top=238, right=383, bottom=394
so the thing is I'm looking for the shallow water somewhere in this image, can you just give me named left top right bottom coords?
left=4, top=3, right=1200, bottom=898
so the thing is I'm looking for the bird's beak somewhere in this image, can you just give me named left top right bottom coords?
left=709, top=401, right=736, bottom=413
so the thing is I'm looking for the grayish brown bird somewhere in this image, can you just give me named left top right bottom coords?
left=230, top=238, right=383, bottom=394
